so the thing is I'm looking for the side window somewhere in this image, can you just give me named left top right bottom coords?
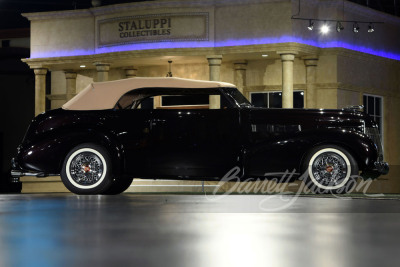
left=140, top=97, right=154, bottom=110
left=156, top=94, right=230, bottom=110
left=250, top=123, right=302, bottom=143
left=160, top=94, right=209, bottom=109
left=115, top=92, right=153, bottom=110
left=115, top=88, right=234, bottom=110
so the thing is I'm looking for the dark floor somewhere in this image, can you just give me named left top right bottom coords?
left=0, top=193, right=399, bottom=267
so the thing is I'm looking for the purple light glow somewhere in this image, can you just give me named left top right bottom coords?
left=30, top=36, right=400, bottom=61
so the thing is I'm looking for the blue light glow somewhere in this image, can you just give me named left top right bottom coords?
left=30, top=36, right=400, bottom=61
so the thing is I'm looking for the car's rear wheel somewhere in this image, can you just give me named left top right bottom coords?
left=303, top=145, right=359, bottom=194
left=61, top=143, right=114, bottom=195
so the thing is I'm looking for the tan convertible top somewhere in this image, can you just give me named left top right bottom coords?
left=62, top=77, right=236, bottom=111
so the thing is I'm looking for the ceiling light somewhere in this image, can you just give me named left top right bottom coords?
left=320, top=24, right=329, bottom=34
left=353, top=22, right=360, bottom=33
left=368, top=23, right=375, bottom=33
left=307, top=20, right=314, bottom=31
left=80, top=65, right=86, bottom=68
left=336, top=21, right=344, bottom=32
left=261, top=54, right=269, bottom=57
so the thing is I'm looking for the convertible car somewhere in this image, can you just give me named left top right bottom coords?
left=11, top=77, right=388, bottom=194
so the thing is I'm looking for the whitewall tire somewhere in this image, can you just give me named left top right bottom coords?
left=303, top=146, right=358, bottom=194
left=61, top=143, right=114, bottom=195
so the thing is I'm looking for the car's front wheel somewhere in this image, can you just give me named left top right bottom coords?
left=303, top=145, right=359, bottom=194
left=61, top=143, right=114, bottom=195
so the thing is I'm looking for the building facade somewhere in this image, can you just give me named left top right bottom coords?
left=21, top=0, right=400, bottom=193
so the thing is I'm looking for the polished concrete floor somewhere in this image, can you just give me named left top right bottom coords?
left=0, top=193, right=399, bottom=267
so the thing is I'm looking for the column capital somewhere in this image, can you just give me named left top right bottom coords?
left=124, top=66, right=137, bottom=71
left=124, top=66, right=138, bottom=78
left=279, top=53, right=296, bottom=61
left=64, top=71, right=77, bottom=79
left=94, top=62, right=110, bottom=72
left=206, top=55, right=223, bottom=66
left=34, top=68, right=48, bottom=75
left=233, top=60, right=248, bottom=70
left=206, top=55, right=223, bottom=60
left=303, top=55, right=319, bottom=66
left=277, top=50, right=298, bottom=55
left=125, top=69, right=138, bottom=77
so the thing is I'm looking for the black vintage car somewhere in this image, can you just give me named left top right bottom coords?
left=11, top=77, right=388, bottom=194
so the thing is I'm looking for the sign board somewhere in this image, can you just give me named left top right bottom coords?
left=98, top=12, right=209, bottom=47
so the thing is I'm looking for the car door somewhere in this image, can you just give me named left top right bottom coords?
left=245, top=109, right=304, bottom=177
left=146, top=108, right=242, bottom=179
left=114, top=109, right=153, bottom=177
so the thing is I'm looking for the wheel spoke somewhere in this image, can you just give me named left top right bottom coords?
left=312, top=152, right=347, bottom=187
left=69, top=152, right=104, bottom=186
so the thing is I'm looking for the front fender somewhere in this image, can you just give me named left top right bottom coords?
left=300, top=128, right=378, bottom=171
left=245, top=128, right=378, bottom=176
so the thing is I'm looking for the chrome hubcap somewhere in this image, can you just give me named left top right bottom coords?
left=311, top=152, right=348, bottom=187
left=69, top=152, right=104, bottom=186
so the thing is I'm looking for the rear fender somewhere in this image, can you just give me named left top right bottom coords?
left=17, top=129, right=124, bottom=176
left=58, top=130, right=125, bottom=177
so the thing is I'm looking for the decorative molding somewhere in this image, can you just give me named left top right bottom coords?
left=22, top=9, right=92, bottom=21
left=89, top=0, right=289, bottom=16
left=21, top=0, right=283, bottom=21
left=21, top=43, right=320, bottom=68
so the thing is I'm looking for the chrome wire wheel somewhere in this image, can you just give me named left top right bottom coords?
left=308, top=148, right=352, bottom=190
left=65, top=148, right=108, bottom=190
left=69, top=152, right=104, bottom=185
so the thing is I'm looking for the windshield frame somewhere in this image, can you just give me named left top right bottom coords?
left=221, top=87, right=253, bottom=108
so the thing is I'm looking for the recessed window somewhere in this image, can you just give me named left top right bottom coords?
left=250, top=91, right=304, bottom=108
left=363, top=94, right=383, bottom=134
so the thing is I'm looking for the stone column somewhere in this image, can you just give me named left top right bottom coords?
left=206, top=55, right=223, bottom=109
left=94, top=63, right=110, bottom=82
left=34, top=68, right=48, bottom=116
left=65, top=71, right=77, bottom=101
left=234, top=61, right=247, bottom=95
left=278, top=52, right=298, bottom=108
left=303, top=56, right=318, bottom=109
left=125, top=67, right=138, bottom=78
